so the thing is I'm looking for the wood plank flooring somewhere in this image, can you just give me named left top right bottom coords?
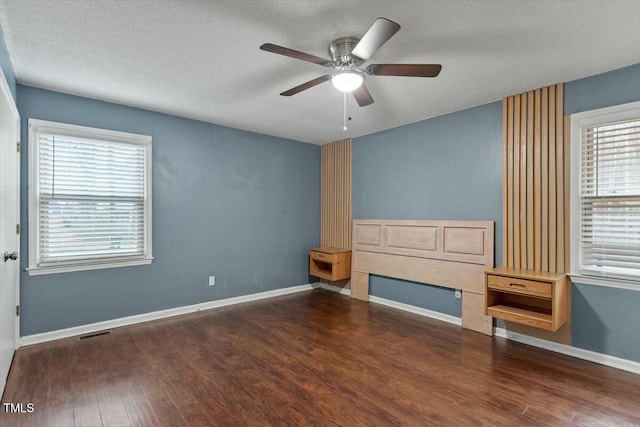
left=1, top=289, right=639, bottom=426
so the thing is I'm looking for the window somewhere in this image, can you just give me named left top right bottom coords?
left=570, top=101, right=640, bottom=287
left=28, top=119, right=152, bottom=275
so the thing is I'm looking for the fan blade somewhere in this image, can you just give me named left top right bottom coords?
left=280, top=75, right=331, bottom=96
left=260, top=43, right=332, bottom=66
left=366, top=64, right=442, bottom=77
left=352, top=84, right=374, bottom=107
left=351, top=18, right=401, bottom=61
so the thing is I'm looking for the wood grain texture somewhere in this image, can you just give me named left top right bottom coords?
left=351, top=270, right=370, bottom=301
left=352, top=220, right=494, bottom=267
left=526, top=91, right=535, bottom=270
left=321, top=138, right=352, bottom=286
left=541, top=87, right=549, bottom=272
left=503, top=98, right=509, bottom=266
left=309, top=248, right=351, bottom=281
left=533, top=89, right=542, bottom=271
left=501, top=84, right=571, bottom=343
left=2, top=290, right=638, bottom=427
left=351, top=220, right=494, bottom=334
left=519, top=94, right=527, bottom=268
left=549, top=85, right=557, bottom=273
left=556, top=84, right=565, bottom=273
left=503, top=84, right=567, bottom=274
left=355, top=251, right=488, bottom=294
left=513, top=95, right=521, bottom=269
left=486, top=268, right=569, bottom=332
left=564, top=115, right=571, bottom=273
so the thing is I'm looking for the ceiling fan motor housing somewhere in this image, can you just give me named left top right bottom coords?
left=329, top=37, right=363, bottom=67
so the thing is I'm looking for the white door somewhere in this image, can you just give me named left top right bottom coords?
left=0, top=69, right=20, bottom=396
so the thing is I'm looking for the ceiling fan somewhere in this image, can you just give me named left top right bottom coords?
left=260, top=17, right=442, bottom=107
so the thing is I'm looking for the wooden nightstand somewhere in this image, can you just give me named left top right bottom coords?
left=309, top=247, right=351, bottom=282
left=485, top=267, right=569, bottom=331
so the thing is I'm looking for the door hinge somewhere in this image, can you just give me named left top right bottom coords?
left=16, top=305, right=19, bottom=316
left=16, top=142, right=20, bottom=153
left=16, top=224, right=20, bottom=235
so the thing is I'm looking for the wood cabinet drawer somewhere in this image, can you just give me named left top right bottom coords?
left=485, top=267, right=568, bottom=332
left=310, top=251, right=334, bottom=262
left=309, top=248, right=351, bottom=281
left=487, top=274, right=551, bottom=298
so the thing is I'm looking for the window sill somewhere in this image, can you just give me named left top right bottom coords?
left=27, top=257, right=153, bottom=276
left=569, top=274, right=639, bottom=291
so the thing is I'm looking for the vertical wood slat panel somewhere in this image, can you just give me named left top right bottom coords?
left=564, top=115, right=571, bottom=273
left=330, top=142, right=334, bottom=246
left=347, top=139, right=352, bottom=251
left=526, top=91, right=535, bottom=269
left=508, top=97, right=515, bottom=268
left=519, top=93, right=527, bottom=268
left=333, top=141, right=337, bottom=246
left=513, top=95, right=521, bottom=269
left=533, top=89, right=542, bottom=271
left=555, top=83, right=565, bottom=273
left=549, top=86, right=557, bottom=273
left=503, top=98, right=510, bottom=266
left=320, top=138, right=352, bottom=251
left=541, top=87, right=549, bottom=272
left=503, top=83, right=566, bottom=273
left=321, top=144, right=327, bottom=247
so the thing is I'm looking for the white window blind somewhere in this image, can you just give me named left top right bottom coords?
left=579, top=116, right=640, bottom=281
left=29, top=120, right=152, bottom=275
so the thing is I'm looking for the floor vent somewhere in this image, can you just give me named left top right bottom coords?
left=78, top=330, right=112, bottom=340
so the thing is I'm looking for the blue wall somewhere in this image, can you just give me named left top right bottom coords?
left=18, top=85, right=320, bottom=335
left=353, top=102, right=503, bottom=316
left=564, top=64, right=640, bottom=362
left=353, top=64, right=640, bottom=361
left=564, top=64, right=640, bottom=115
left=0, top=24, right=16, bottom=102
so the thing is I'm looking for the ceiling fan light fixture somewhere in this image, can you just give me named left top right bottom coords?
left=331, top=71, right=364, bottom=92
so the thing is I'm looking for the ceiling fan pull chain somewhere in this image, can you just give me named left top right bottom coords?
left=343, top=92, right=348, bottom=131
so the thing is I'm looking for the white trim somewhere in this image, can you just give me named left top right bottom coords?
left=27, top=119, right=153, bottom=275
left=0, top=61, right=21, bottom=363
left=317, top=283, right=462, bottom=326
left=26, top=257, right=153, bottom=276
left=494, top=327, right=640, bottom=375
left=369, top=295, right=463, bottom=326
left=317, top=282, right=352, bottom=295
left=0, top=62, right=18, bottom=117
left=569, top=101, right=640, bottom=287
left=20, top=283, right=314, bottom=346
left=27, top=119, right=152, bottom=146
left=317, top=285, right=639, bottom=374
left=570, top=274, right=640, bottom=291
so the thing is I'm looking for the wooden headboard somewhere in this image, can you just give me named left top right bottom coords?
left=351, top=219, right=494, bottom=335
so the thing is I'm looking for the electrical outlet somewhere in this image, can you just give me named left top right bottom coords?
left=208, top=276, right=215, bottom=286
left=454, top=290, right=461, bottom=299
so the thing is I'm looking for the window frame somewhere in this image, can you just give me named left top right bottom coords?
left=569, top=101, right=640, bottom=290
left=27, top=119, right=153, bottom=275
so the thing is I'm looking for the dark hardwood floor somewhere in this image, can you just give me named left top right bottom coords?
left=1, top=289, right=639, bottom=426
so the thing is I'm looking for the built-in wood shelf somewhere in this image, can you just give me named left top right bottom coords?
left=309, top=247, right=351, bottom=282
left=485, top=267, right=569, bottom=331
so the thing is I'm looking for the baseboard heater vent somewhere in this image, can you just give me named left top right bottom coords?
left=78, top=330, right=112, bottom=340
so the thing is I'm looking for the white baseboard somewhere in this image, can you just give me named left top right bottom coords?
left=317, top=282, right=462, bottom=326
left=20, top=283, right=315, bottom=347
left=319, top=284, right=638, bottom=374
left=494, top=327, right=640, bottom=375
left=368, top=295, right=463, bottom=326
left=25, top=283, right=638, bottom=375
left=316, top=282, right=352, bottom=295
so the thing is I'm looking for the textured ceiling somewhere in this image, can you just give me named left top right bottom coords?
left=1, top=0, right=639, bottom=144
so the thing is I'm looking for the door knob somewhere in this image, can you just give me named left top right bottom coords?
left=3, top=252, right=18, bottom=262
